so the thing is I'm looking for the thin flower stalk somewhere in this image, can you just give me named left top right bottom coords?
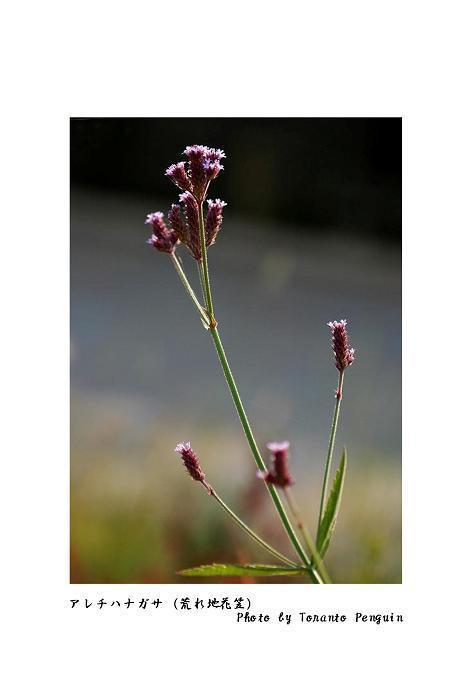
left=317, top=371, right=344, bottom=534
left=170, top=251, right=209, bottom=326
left=211, top=489, right=298, bottom=568
left=316, top=320, right=355, bottom=538
left=174, top=442, right=298, bottom=567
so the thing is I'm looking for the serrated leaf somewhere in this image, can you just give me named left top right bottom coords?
left=177, top=563, right=305, bottom=577
left=316, top=448, right=347, bottom=557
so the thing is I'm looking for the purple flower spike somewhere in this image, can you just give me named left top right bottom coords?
left=327, top=320, right=355, bottom=372
left=179, top=192, right=202, bottom=260
left=175, top=442, right=213, bottom=495
left=183, top=145, right=209, bottom=201
left=205, top=199, right=227, bottom=247
left=166, top=162, right=193, bottom=192
left=168, top=203, right=189, bottom=245
left=259, top=441, right=294, bottom=488
left=145, top=211, right=179, bottom=254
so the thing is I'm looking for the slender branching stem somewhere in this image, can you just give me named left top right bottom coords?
left=317, top=370, right=345, bottom=534
left=173, top=203, right=324, bottom=583
left=209, top=325, right=323, bottom=584
left=170, top=252, right=209, bottom=325
left=207, top=486, right=298, bottom=568
left=284, top=487, right=331, bottom=583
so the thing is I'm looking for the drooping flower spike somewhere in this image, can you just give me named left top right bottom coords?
left=165, top=162, right=193, bottom=192
left=327, top=319, right=355, bottom=372
left=205, top=199, right=227, bottom=248
left=259, top=441, right=295, bottom=488
left=174, top=442, right=213, bottom=495
left=145, top=212, right=179, bottom=254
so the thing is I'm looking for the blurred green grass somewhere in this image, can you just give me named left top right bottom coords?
left=71, top=405, right=401, bottom=584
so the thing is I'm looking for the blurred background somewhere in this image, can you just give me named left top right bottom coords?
left=70, top=118, right=401, bottom=584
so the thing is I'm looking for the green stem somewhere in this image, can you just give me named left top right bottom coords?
left=209, top=325, right=323, bottom=584
left=197, top=260, right=207, bottom=309
left=208, top=487, right=298, bottom=568
left=173, top=206, right=322, bottom=583
left=170, top=252, right=209, bottom=325
left=317, top=370, right=344, bottom=534
left=197, top=200, right=215, bottom=323
left=284, top=487, right=331, bottom=583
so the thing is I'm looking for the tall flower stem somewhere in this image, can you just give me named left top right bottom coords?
left=317, top=370, right=344, bottom=534
left=283, top=487, right=331, bottom=583
left=209, top=325, right=322, bottom=584
left=209, top=488, right=298, bottom=568
left=174, top=205, right=324, bottom=583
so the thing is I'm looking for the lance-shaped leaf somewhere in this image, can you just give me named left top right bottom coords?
left=178, top=563, right=306, bottom=577
left=316, top=448, right=347, bottom=557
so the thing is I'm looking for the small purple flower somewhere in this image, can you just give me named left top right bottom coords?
left=179, top=192, right=202, bottom=260
left=175, top=442, right=213, bottom=495
left=259, top=441, right=294, bottom=488
left=203, top=148, right=225, bottom=181
left=145, top=212, right=179, bottom=254
left=205, top=199, right=227, bottom=247
left=183, top=144, right=208, bottom=160
left=327, top=320, right=355, bottom=372
left=165, top=162, right=193, bottom=192
left=182, top=145, right=225, bottom=201
left=206, top=148, right=226, bottom=162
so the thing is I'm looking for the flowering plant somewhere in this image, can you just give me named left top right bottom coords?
left=146, top=145, right=355, bottom=583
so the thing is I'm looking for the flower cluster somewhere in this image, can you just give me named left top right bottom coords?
left=172, top=195, right=227, bottom=260
left=327, top=320, right=355, bottom=372
left=259, top=441, right=294, bottom=488
left=146, top=145, right=227, bottom=260
left=167, top=146, right=225, bottom=202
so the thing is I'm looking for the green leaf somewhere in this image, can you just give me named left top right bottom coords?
left=316, top=448, right=347, bottom=557
left=177, top=563, right=306, bottom=577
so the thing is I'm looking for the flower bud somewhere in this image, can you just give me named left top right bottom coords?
left=259, top=441, right=294, bottom=488
left=145, top=212, right=179, bottom=254
left=175, top=442, right=213, bottom=495
left=327, top=320, right=355, bottom=372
